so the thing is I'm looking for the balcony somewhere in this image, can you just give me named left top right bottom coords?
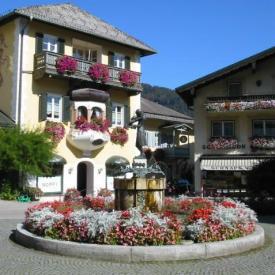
left=206, top=94, right=275, bottom=112
left=33, top=51, right=142, bottom=92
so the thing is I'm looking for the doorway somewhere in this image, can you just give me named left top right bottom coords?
left=77, top=161, right=94, bottom=196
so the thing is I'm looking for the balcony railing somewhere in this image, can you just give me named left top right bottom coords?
left=206, top=94, right=275, bottom=112
left=33, top=51, right=142, bottom=92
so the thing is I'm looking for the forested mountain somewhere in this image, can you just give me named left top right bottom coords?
left=141, top=83, right=193, bottom=117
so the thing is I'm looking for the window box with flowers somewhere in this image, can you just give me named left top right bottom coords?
left=44, top=121, right=65, bottom=146
left=110, top=127, right=128, bottom=146
left=67, top=117, right=110, bottom=152
left=250, top=136, right=275, bottom=150
left=207, top=137, right=239, bottom=150
left=55, top=56, right=78, bottom=74
left=119, top=70, right=138, bottom=87
left=88, top=63, right=109, bottom=83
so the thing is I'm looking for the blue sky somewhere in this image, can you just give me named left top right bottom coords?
left=1, top=1, right=275, bottom=88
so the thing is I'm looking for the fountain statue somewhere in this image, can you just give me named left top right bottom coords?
left=114, top=109, right=166, bottom=212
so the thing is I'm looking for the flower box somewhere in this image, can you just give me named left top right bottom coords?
left=119, top=70, right=138, bottom=87
left=110, top=127, right=128, bottom=146
left=207, top=137, right=239, bottom=150
left=88, top=63, right=109, bottom=83
left=55, top=56, right=77, bottom=74
left=250, top=137, right=275, bottom=150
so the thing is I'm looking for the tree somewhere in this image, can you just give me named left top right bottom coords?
left=246, top=159, right=275, bottom=197
left=0, top=127, right=54, bottom=182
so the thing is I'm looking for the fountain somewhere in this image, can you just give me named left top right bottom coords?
left=114, top=110, right=166, bottom=212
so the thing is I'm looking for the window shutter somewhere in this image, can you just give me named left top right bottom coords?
left=58, top=38, right=65, bottom=55
left=108, top=51, right=114, bottom=66
left=62, top=96, right=71, bottom=122
left=124, top=105, right=130, bottom=127
left=36, top=33, right=44, bottom=54
left=106, top=99, right=113, bottom=122
left=39, top=93, right=47, bottom=121
left=125, top=56, right=131, bottom=70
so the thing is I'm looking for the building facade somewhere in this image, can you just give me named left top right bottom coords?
left=0, top=3, right=156, bottom=199
left=176, top=47, right=275, bottom=195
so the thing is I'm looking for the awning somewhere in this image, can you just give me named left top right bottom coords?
left=200, top=156, right=270, bottom=171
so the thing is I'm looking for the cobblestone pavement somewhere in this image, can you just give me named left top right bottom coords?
left=0, top=201, right=274, bottom=274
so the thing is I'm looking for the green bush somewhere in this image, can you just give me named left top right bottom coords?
left=23, top=187, right=43, bottom=201
left=0, top=181, right=21, bottom=200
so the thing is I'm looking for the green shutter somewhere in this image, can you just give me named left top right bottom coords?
left=106, top=99, right=113, bottom=123
left=124, top=105, right=130, bottom=127
left=62, top=96, right=71, bottom=122
left=36, top=33, right=44, bottom=54
left=39, top=93, right=47, bottom=121
left=58, top=38, right=65, bottom=55
left=125, top=56, right=130, bottom=70
left=108, top=51, right=114, bottom=66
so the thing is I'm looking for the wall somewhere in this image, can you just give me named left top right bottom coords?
left=193, top=56, right=275, bottom=191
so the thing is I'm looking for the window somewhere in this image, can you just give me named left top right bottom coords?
left=114, top=53, right=125, bottom=69
left=73, top=48, right=98, bottom=62
left=145, top=131, right=159, bottom=147
left=47, top=95, right=62, bottom=121
left=253, top=120, right=275, bottom=137
left=228, top=82, right=242, bottom=97
left=212, top=121, right=235, bottom=137
left=77, top=106, right=88, bottom=120
left=91, top=107, right=103, bottom=120
left=112, top=104, right=124, bottom=126
left=43, top=35, right=58, bottom=53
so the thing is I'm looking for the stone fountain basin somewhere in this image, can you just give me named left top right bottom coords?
left=15, top=224, right=264, bottom=263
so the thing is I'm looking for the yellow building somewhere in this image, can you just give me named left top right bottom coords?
left=0, top=3, right=156, bottom=199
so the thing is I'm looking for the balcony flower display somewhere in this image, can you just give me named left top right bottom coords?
left=74, top=116, right=110, bottom=133
left=119, top=70, right=138, bottom=87
left=207, top=137, right=238, bottom=150
left=206, top=99, right=275, bottom=112
left=88, top=63, right=109, bottom=83
left=110, top=127, right=128, bottom=146
left=55, top=56, right=77, bottom=74
left=250, top=136, right=275, bottom=150
left=44, top=121, right=65, bottom=145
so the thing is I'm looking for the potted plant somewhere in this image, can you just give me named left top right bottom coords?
left=56, top=55, right=77, bottom=74
left=44, top=121, right=65, bottom=146
left=88, top=63, right=109, bottom=83
left=119, top=70, right=138, bottom=87
left=110, top=127, right=128, bottom=145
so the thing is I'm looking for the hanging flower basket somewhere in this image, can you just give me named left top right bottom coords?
left=119, top=70, right=138, bottom=87
left=207, top=137, right=238, bottom=150
left=44, top=121, right=65, bottom=145
left=88, top=63, right=109, bottom=83
left=55, top=56, right=77, bottom=74
left=250, top=137, right=275, bottom=150
left=110, top=127, right=128, bottom=146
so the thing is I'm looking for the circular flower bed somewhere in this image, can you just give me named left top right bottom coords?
left=110, top=127, right=128, bottom=146
left=24, top=195, right=257, bottom=246
left=55, top=56, right=77, bottom=74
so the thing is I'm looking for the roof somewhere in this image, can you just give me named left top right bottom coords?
left=176, top=46, right=275, bottom=103
left=0, top=111, right=15, bottom=127
left=0, top=3, right=156, bottom=56
left=141, top=97, right=193, bottom=124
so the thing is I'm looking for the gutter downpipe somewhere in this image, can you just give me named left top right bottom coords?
left=17, top=16, right=32, bottom=127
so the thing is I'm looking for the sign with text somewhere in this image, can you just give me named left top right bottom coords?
left=37, top=176, right=62, bottom=194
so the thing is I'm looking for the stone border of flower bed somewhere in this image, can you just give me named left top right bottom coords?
left=15, top=224, right=264, bottom=262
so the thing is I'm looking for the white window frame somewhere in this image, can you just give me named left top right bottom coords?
left=46, top=94, right=63, bottom=122
left=145, top=130, right=159, bottom=147
left=112, top=103, right=124, bottom=126
left=253, top=119, right=275, bottom=137
left=43, top=34, right=58, bottom=53
left=211, top=120, right=235, bottom=137
left=114, top=53, right=125, bottom=69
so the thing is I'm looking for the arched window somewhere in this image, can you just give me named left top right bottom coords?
left=91, top=107, right=103, bottom=120
left=77, top=106, right=88, bottom=120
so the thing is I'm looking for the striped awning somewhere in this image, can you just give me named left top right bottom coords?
left=200, top=157, right=267, bottom=171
